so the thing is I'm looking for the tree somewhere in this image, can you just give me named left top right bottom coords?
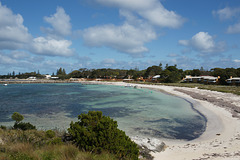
left=144, top=65, right=162, bottom=78
left=12, top=112, right=24, bottom=123
left=12, top=71, right=15, bottom=77
left=68, top=111, right=139, bottom=159
left=159, top=63, right=162, bottom=69
left=11, top=112, right=36, bottom=130
left=210, top=68, right=227, bottom=85
left=13, top=122, right=36, bottom=130
left=192, top=69, right=201, bottom=76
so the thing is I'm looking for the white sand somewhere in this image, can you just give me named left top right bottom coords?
left=88, top=81, right=240, bottom=160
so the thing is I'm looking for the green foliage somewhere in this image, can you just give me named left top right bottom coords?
left=45, top=130, right=56, bottom=138
left=11, top=112, right=24, bottom=123
left=9, top=152, right=34, bottom=160
left=0, top=128, right=118, bottom=160
left=210, top=67, right=240, bottom=85
left=68, top=111, right=139, bottom=160
left=47, top=137, right=63, bottom=145
left=145, top=65, right=162, bottom=78
left=0, top=125, right=6, bottom=130
left=13, top=122, right=36, bottom=131
left=41, top=151, right=55, bottom=160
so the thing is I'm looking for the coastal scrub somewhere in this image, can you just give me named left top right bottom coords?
left=68, top=111, right=139, bottom=159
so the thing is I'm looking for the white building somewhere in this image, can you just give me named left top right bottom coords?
left=28, top=77, right=36, bottom=80
left=226, top=77, right=240, bottom=84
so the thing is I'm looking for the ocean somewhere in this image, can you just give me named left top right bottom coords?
left=0, top=83, right=206, bottom=140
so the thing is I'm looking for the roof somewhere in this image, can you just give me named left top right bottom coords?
left=152, top=75, right=160, bottom=79
left=227, top=77, right=240, bottom=80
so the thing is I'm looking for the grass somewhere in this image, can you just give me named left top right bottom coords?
left=129, top=81, right=240, bottom=95
left=162, top=83, right=240, bottom=95
left=0, top=128, right=118, bottom=160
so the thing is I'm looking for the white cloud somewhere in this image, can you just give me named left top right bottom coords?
left=101, top=58, right=116, bottom=67
left=30, top=37, right=73, bottom=56
left=102, top=58, right=115, bottom=64
left=9, top=51, right=30, bottom=59
left=0, top=2, right=32, bottom=50
left=42, top=7, right=71, bottom=38
left=0, top=53, right=17, bottom=64
left=95, top=0, right=185, bottom=28
left=227, top=22, right=240, bottom=34
left=213, top=7, right=240, bottom=34
left=234, top=59, right=240, bottom=63
left=179, top=32, right=226, bottom=54
left=213, top=7, right=240, bottom=21
left=83, top=0, right=185, bottom=56
left=82, top=11, right=157, bottom=56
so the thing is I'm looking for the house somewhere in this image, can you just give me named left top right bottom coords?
left=184, top=76, right=202, bottom=83
left=201, top=76, right=219, bottom=84
left=152, top=75, right=160, bottom=80
left=28, top=77, right=36, bottom=81
left=51, top=77, right=59, bottom=79
left=45, top=75, right=51, bottom=79
left=123, top=79, right=134, bottom=82
left=183, top=75, right=220, bottom=84
left=226, top=77, right=240, bottom=85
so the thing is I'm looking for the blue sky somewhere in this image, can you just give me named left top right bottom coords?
left=0, top=0, right=240, bottom=75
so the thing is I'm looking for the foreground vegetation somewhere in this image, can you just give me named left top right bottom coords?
left=68, top=111, right=139, bottom=160
left=0, top=128, right=117, bottom=160
left=0, top=112, right=145, bottom=160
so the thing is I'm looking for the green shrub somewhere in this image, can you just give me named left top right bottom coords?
left=68, top=111, right=139, bottom=160
left=13, top=122, right=36, bottom=131
left=45, top=130, right=55, bottom=138
left=0, top=125, right=6, bottom=130
left=41, top=151, right=55, bottom=160
left=47, top=137, right=63, bottom=145
left=11, top=112, right=24, bottom=123
left=9, top=152, right=34, bottom=160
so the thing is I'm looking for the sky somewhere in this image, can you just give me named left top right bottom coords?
left=0, top=0, right=240, bottom=75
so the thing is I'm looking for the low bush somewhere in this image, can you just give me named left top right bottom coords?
left=45, top=130, right=55, bottom=138
left=68, top=111, right=139, bottom=160
left=47, top=137, right=63, bottom=145
left=13, top=122, right=36, bottom=131
left=0, top=125, right=6, bottom=130
left=11, top=112, right=24, bottom=123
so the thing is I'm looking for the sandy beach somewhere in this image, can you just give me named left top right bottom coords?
left=86, top=81, right=240, bottom=160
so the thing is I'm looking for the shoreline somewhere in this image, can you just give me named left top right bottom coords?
left=84, top=81, right=240, bottom=160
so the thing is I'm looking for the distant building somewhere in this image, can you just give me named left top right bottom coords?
left=152, top=75, right=160, bottom=80
left=184, top=75, right=202, bottom=83
left=28, top=77, right=36, bottom=80
left=151, top=75, right=161, bottom=82
left=51, top=77, right=59, bottom=79
left=226, top=77, right=240, bottom=85
left=183, top=75, right=220, bottom=84
left=45, top=75, right=51, bottom=79
left=123, top=79, right=134, bottom=82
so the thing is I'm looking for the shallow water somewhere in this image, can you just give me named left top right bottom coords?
left=0, top=83, right=206, bottom=140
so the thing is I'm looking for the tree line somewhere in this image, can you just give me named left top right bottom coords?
left=1, top=65, right=240, bottom=85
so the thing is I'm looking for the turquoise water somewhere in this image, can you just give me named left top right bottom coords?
left=0, top=83, right=206, bottom=140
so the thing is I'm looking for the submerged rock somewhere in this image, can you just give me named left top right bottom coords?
left=131, top=136, right=167, bottom=152
left=156, top=142, right=167, bottom=152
